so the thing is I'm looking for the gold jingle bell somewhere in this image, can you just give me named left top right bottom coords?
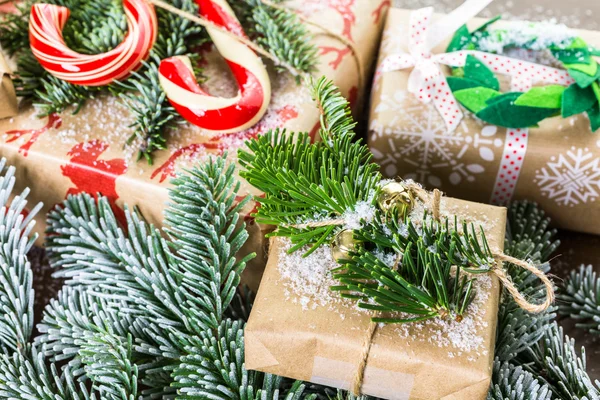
left=377, top=181, right=415, bottom=217
left=331, top=229, right=359, bottom=262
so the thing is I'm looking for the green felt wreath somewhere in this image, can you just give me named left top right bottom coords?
left=446, top=18, right=600, bottom=132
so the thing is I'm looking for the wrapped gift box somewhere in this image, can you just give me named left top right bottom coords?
left=369, top=8, right=600, bottom=236
left=0, top=0, right=388, bottom=290
left=245, top=197, right=505, bottom=400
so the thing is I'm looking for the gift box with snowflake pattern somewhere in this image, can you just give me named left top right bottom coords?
left=369, top=8, right=600, bottom=235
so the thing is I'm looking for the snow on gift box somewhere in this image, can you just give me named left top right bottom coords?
left=369, top=5, right=600, bottom=236
left=242, top=79, right=554, bottom=400
left=0, top=0, right=388, bottom=290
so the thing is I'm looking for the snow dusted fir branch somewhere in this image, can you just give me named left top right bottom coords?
left=558, top=265, right=600, bottom=335
left=0, top=158, right=42, bottom=354
left=0, top=156, right=316, bottom=398
left=239, top=77, right=504, bottom=324
left=491, top=201, right=600, bottom=400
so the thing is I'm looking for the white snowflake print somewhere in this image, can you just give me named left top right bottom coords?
left=370, top=98, right=503, bottom=188
left=372, top=23, right=406, bottom=93
left=380, top=22, right=406, bottom=57
left=535, top=147, right=600, bottom=207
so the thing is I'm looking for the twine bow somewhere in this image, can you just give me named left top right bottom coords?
left=380, top=3, right=575, bottom=131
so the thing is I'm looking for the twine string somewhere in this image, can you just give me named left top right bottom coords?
left=260, top=0, right=364, bottom=92
left=490, top=253, right=555, bottom=313
left=352, top=320, right=378, bottom=396
left=147, top=0, right=305, bottom=77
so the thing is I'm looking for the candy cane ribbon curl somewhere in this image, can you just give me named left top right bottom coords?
left=158, top=0, right=271, bottom=133
left=29, top=0, right=158, bottom=86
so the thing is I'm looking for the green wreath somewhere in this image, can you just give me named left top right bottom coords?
left=446, top=17, right=600, bottom=132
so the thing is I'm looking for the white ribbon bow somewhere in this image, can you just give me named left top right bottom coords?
left=380, top=3, right=574, bottom=131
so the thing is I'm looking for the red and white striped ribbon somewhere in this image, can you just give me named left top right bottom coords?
left=158, top=0, right=271, bottom=133
left=29, top=0, right=157, bottom=86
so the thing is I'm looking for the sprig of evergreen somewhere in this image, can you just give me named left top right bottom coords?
left=334, top=213, right=494, bottom=323
left=487, top=361, right=552, bottom=400
left=526, top=323, right=600, bottom=399
left=240, top=77, right=504, bottom=324
left=239, top=78, right=380, bottom=254
left=558, top=265, right=600, bottom=335
left=232, top=0, right=318, bottom=75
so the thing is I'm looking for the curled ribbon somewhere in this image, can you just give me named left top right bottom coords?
left=380, top=6, right=574, bottom=132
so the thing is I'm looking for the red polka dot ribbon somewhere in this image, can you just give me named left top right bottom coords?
left=380, top=7, right=575, bottom=132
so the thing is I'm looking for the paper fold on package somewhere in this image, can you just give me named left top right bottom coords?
left=245, top=198, right=506, bottom=400
left=0, top=53, right=18, bottom=119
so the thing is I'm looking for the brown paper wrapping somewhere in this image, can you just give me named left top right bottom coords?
left=369, top=8, right=600, bottom=236
left=0, top=53, right=18, bottom=120
left=0, top=0, right=388, bottom=291
left=245, top=197, right=505, bottom=400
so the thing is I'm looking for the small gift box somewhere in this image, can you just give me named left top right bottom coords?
left=245, top=197, right=505, bottom=400
left=240, top=74, right=553, bottom=400
left=369, top=6, right=600, bottom=236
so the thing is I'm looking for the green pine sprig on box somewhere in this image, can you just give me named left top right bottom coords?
left=0, top=0, right=318, bottom=163
left=239, top=77, right=503, bottom=324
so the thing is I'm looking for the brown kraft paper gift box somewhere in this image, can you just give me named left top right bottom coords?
left=245, top=197, right=505, bottom=400
left=0, top=0, right=390, bottom=291
left=369, top=8, right=600, bottom=236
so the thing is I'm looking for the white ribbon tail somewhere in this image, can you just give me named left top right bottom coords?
left=426, top=0, right=495, bottom=51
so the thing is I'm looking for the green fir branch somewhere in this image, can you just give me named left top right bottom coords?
left=336, top=213, right=494, bottom=323
left=165, top=157, right=254, bottom=331
left=487, top=361, right=551, bottom=400
left=239, top=78, right=380, bottom=254
left=525, top=323, right=600, bottom=399
left=79, top=332, right=139, bottom=400
left=0, top=1, right=32, bottom=57
left=558, top=265, right=600, bottom=335
left=0, top=159, right=42, bottom=354
left=247, top=0, right=318, bottom=75
left=40, top=156, right=314, bottom=398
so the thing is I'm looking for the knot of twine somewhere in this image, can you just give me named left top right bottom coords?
left=287, top=182, right=555, bottom=396
left=146, top=0, right=364, bottom=88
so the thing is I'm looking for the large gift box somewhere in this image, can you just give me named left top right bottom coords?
left=245, top=197, right=505, bottom=400
left=369, top=8, right=600, bottom=236
left=0, top=0, right=388, bottom=290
